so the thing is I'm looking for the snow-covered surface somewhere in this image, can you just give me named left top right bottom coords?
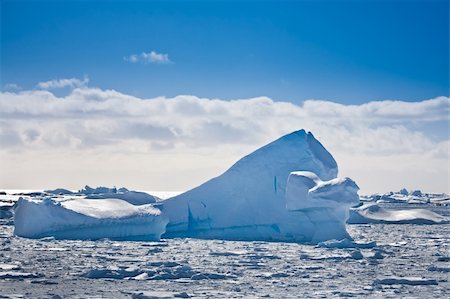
left=0, top=221, right=449, bottom=298
left=145, top=191, right=183, bottom=200
left=78, top=186, right=158, bottom=205
left=0, top=187, right=449, bottom=297
left=161, top=130, right=358, bottom=243
left=14, top=197, right=168, bottom=240
left=84, top=191, right=157, bottom=205
left=349, top=203, right=449, bottom=224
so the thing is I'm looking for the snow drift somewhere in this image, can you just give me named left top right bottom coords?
left=84, top=191, right=157, bottom=205
left=161, top=130, right=360, bottom=243
left=14, top=197, right=167, bottom=240
left=348, top=203, right=449, bottom=224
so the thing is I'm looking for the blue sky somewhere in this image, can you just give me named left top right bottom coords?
left=1, top=0, right=448, bottom=104
left=0, top=1, right=449, bottom=193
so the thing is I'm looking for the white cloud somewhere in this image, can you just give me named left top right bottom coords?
left=36, top=76, right=89, bottom=90
left=124, top=51, right=172, bottom=64
left=302, top=97, right=450, bottom=122
left=0, top=87, right=448, bottom=194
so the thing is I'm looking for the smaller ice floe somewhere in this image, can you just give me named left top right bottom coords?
left=44, top=188, right=74, bottom=195
left=0, top=263, right=21, bottom=271
left=317, top=238, right=377, bottom=249
left=81, top=262, right=234, bottom=281
left=300, top=250, right=367, bottom=262
left=81, top=266, right=141, bottom=279
left=190, top=272, right=235, bottom=280
left=30, top=279, right=59, bottom=285
left=437, top=256, right=450, bottom=262
left=370, top=250, right=384, bottom=259
left=374, top=277, right=438, bottom=286
left=258, top=272, right=290, bottom=279
left=132, top=291, right=191, bottom=299
left=14, top=197, right=168, bottom=240
left=0, top=271, right=43, bottom=279
left=348, top=204, right=449, bottom=224
left=210, top=250, right=248, bottom=257
left=350, top=250, right=364, bottom=260
left=427, top=265, right=450, bottom=273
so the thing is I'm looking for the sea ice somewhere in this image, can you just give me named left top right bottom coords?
left=374, top=277, right=438, bottom=286
left=0, top=271, right=43, bottom=279
left=316, top=238, right=377, bottom=249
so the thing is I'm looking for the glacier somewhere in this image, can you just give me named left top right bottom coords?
left=160, top=130, right=360, bottom=243
left=14, top=197, right=168, bottom=240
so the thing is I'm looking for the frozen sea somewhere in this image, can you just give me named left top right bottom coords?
left=0, top=205, right=449, bottom=299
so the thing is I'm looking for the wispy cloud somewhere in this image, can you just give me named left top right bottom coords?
left=124, top=51, right=172, bottom=64
left=36, top=76, right=89, bottom=90
left=0, top=86, right=448, bottom=193
left=3, top=83, right=21, bottom=91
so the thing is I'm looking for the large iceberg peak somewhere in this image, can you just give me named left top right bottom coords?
left=161, top=129, right=356, bottom=243
left=228, top=129, right=338, bottom=181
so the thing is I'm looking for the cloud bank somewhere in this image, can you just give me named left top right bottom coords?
left=124, top=51, right=172, bottom=64
left=0, top=85, right=448, bottom=193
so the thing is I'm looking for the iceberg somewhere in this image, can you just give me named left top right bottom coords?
left=161, top=130, right=360, bottom=243
left=348, top=203, right=449, bottom=224
left=13, top=130, right=360, bottom=243
left=14, top=197, right=168, bottom=240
